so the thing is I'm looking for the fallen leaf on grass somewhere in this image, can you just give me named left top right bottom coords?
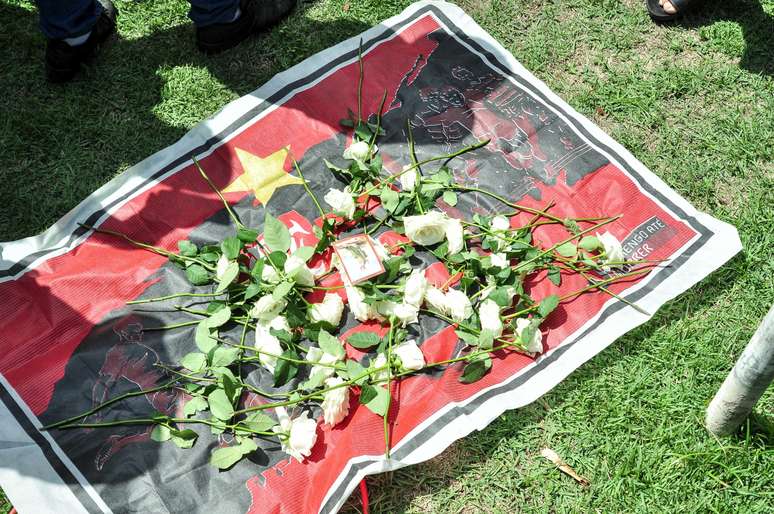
left=540, top=448, right=590, bottom=487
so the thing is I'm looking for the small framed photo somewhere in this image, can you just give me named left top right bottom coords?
left=332, top=234, right=386, bottom=285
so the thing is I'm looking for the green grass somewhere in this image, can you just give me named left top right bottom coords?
left=1, top=0, right=773, bottom=512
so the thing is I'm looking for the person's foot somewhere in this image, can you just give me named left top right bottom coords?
left=253, top=0, right=296, bottom=31
left=196, top=0, right=295, bottom=55
left=45, top=0, right=117, bottom=83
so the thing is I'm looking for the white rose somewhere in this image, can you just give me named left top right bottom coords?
left=492, top=215, right=510, bottom=232
left=342, top=140, right=375, bottom=161
left=490, top=252, right=509, bottom=269
left=371, top=353, right=389, bottom=382
left=515, top=317, right=543, bottom=353
left=478, top=299, right=503, bottom=338
left=445, top=288, right=473, bottom=322
left=393, top=340, right=425, bottom=371
left=254, top=315, right=290, bottom=373
left=321, top=377, right=350, bottom=426
left=323, top=188, right=356, bottom=219
left=399, top=165, right=419, bottom=192
left=251, top=295, right=287, bottom=321
left=424, top=286, right=450, bottom=315
left=597, top=231, right=624, bottom=265
left=375, top=300, right=419, bottom=327
left=344, top=284, right=382, bottom=322
left=445, top=217, right=464, bottom=254
left=273, top=407, right=318, bottom=463
left=403, top=269, right=428, bottom=308
left=261, top=263, right=281, bottom=284
left=284, top=255, right=315, bottom=287
left=403, top=211, right=448, bottom=246
left=306, top=345, right=341, bottom=379
left=308, top=293, right=345, bottom=326
left=216, top=254, right=230, bottom=280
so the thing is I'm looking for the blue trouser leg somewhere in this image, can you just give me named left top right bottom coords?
left=35, top=0, right=102, bottom=40
left=188, top=0, right=241, bottom=28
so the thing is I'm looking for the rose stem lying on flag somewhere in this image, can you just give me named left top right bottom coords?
left=43, top=55, right=658, bottom=470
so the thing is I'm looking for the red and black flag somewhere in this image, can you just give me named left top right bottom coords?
left=0, top=2, right=740, bottom=513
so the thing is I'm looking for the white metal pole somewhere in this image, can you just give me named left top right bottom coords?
left=706, top=304, right=774, bottom=436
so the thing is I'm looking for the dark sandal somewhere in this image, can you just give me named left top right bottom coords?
left=646, top=0, right=696, bottom=21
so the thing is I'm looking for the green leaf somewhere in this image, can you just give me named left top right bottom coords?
left=221, top=237, right=242, bottom=260
left=579, top=235, right=601, bottom=251
left=563, top=218, right=581, bottom=235
left=556, top=242, right=577, bottom=257
left=455, top=330, right=480, bottom=346
left=250, top=259, right=265, bottom=282
left=360, top=384, right=390, bottom=417
left=346, top=359, right=368, bottom=385
left=237, top=227, right=259, bottom=243
left=195, top=322, right=218, bottom=353
left=273, top=350, right=299, bottom=386
left=185, top=264, right=210, bottom=286
left=212, top=366, right=237, bottom=384
left=354, top=122, right=373, bottom=142
left=324, top=158, right=349, bottom=173
left=207, top=389, right=235, bottom=421
left=181, top=352, right=207, bottom=373
left=267, top=251, right=287, bottom=269
left=442, top=190, right=458, bottom=206
left=272, top=281, right=293, bottom=301
left=183, top=396, right=208, bottom=417
left=209, top=419, right=227, bottom=435
left=151, top=424, right=171, bottom=442
left=178, top=240, right=198, bottom=257
left=459, top=355, right=492, bottom=383
left=292, top=246, right=315, bottom=263
left=183, top=383, right=203, bottom=394
left=487, top=287, right=512, bottom=308
left=210, top=446, right=246, bottom=470
left=538, top=294, right=560, bottom=318
left=263, top=212, right=291, bottom=253
left=199, top=251, right=220, bottom=263
left=244, top=283, right=262, bottom=301
left=318, top=330, right=345, bottom=359
left=244, top=412, right=277, bottom=433
left=170, top=429, right=198, bottom=449
left=269, top=328, right=293, bottom=345
left=219, top=368, right=242, bottom=403
left=215, top=261, right=239, bottom=293
left=210, top=347, right=240, bottom=367
left=380, top=186, right=399, bottom=213
left=346, top=332, right=381, bottom=350
left=238, top=437, right=258, bottom=453
left=478, top=329, right=494, bottom=351
left=520, top=319, right=541, bottom=348
left=206, top=305, right=231, bottom=328
left=547, top=266, right=562, bottom=286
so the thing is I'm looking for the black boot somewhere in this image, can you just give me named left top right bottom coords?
left=45, top=0, right=117, bottom=83
left=196, top=0, right=296, bottom=55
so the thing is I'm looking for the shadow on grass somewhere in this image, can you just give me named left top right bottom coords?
left=743, top=412, right=774, bottom=447
left=0, top=1, right=371, bottom=242
left=672, top=0, right=773, bottom=77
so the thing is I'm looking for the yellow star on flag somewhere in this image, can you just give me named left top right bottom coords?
left=223, top=146, right=303, bottom=205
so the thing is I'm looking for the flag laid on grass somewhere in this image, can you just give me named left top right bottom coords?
left=0, top=2, right=741, bottom=513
